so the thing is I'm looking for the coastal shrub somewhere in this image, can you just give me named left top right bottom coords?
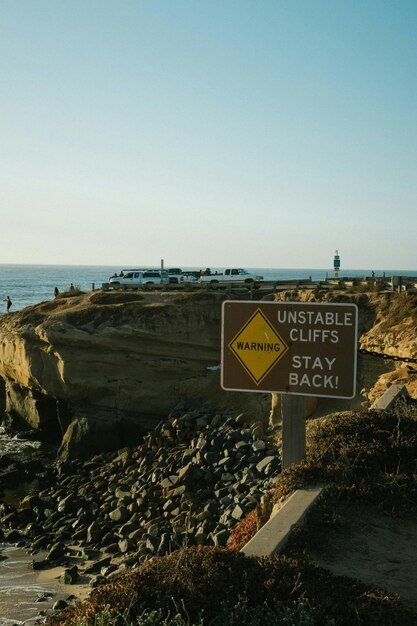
left=173, top=291, right=226, bottom=304
left=349, top=279, right=388, bottom=293
left=272, top=407, right=417, bottom=514
left=89, top=292, right=145, bottom=305
left=64, top=600, right=319, bottom=626
left=377, top=292, right=417, bottom=330
left=59, top=286, right=84, bottom=298
left=226, top=507, right=258, bottom=551
left=47, top=547, right=413, bottom=626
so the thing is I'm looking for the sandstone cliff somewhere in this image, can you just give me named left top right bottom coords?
left=0, top=288, right=416, bottom=456
left=0, top=290, right=270, bottom=453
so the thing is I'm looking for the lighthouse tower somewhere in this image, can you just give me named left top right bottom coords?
left=333, top=250, right=341, bottom=278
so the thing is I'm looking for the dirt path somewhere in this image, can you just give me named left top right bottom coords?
left=294, top=500, right=417, bottom=613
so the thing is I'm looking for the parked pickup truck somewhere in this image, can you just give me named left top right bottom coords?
left=199, top=268, right=263, bottom=287
left=109, top=269, right=169, bottom=289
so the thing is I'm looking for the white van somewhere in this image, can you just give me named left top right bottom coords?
left=109, top=269, right=169, bottom=288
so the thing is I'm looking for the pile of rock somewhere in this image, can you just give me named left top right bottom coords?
left=1, top=410, right=280, bottom=585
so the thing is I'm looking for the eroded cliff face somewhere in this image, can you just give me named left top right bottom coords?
left=354, top=292, right=417, bottom=403
left=0, top=290, right=270, bottom=450
left=0, top=288, right=416, bottom=456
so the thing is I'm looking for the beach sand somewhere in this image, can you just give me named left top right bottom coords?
left=0, top=546, right=90, bottom=625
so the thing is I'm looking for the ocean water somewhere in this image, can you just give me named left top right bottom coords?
left=0, top=427, right=41, bottom=462
left=1, top=263, right=417, bottom=313
left=0, top=545, right=64, bottom=626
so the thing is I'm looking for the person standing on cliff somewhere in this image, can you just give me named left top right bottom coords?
left=3, top=296, right=12, bottom=312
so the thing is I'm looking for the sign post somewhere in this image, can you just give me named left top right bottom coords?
left=281, top=394, right=306, bottom=469
left=221, top=300, right=358, bottom=468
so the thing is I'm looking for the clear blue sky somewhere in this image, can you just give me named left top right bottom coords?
left=1, top=0, right=416, bottom=269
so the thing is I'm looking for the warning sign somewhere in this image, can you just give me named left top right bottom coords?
left=228, top=308, right=289, bottom=384
left=221, top=300, right=358, bottom=399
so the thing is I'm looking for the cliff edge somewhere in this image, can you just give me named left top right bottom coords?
left=0, top=290, right=270, bottom=452
left=0, top=288, right=416, bottom=456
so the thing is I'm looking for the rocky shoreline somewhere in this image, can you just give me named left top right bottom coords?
left=1, top=289, right=417, bottom=621
left=0, top=407, right=279, bottom=616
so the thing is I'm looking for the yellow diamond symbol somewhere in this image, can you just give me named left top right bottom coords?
left=228, top=309, right=288, bottom=385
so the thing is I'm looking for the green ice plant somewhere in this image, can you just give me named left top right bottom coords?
left=65, top=600, right=323, bottom=626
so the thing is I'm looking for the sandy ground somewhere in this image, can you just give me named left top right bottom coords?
left=294, top=500, right=417, bottom=613
left=36, top=563, right=92, bottom=602
left=0, top=547, right=64, bottom=625
left=0, top=545, right=93, bottom=625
